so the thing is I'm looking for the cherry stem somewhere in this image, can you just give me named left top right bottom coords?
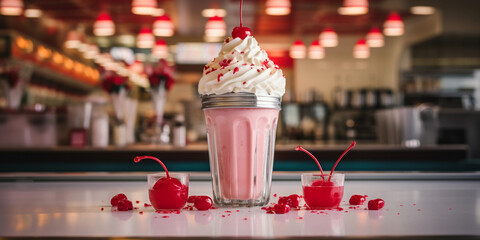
left=134, top=156, right=170, bottom=178
left=295, top=146, right=325, bottom=179
left=328, top=141, right=356, bottom=181
left=240, top=0, right=243, bottom=27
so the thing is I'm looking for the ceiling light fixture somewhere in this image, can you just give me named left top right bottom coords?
left=308, top=40, right=324, bottom=59
left=136, top=28, right=155, bottom=49
left=153, top=14, right=174, bottom=37
left=202, top=8, right=227, bottom=18
left=93, top=12, right=115, bottom=36
left=319, top=28, right=338, bottom=47
left=410, top=6, right=435, bottom=15
left=338, top=0, right=368, bottom=15
left=265, top=0, right=291, bottom=16
left=353, top=39, right=369, bottom=59
left=152, top=39, right=169, bottom=59
left=383, top=12, right=404, bottom=36
left=24, top=7, right=42, bottom=18
left=205, top=16, right=226, bottom=37
left=366, top=27, right=384, bottom=47
left=131, top=0, right=157, bottom=15
left=289, top=40, right=306, bottom=59
left=0, top=0, right=23, bottom=16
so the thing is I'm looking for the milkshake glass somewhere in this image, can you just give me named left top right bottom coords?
left=202, top=92, right=281, bottom=207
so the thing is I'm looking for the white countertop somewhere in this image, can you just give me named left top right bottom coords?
left=0, top=175, right=479, bottom=238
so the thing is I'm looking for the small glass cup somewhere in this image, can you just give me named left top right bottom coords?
left=148, top=173, right=189, bottom=210
left=301, top=173, right=345, bottom=209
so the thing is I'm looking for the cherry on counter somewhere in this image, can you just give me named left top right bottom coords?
left=368, top=198, right=385, bottom=210
left=111, top=193, right=128, bottom=206
left=349, top=195, right=368, bottom=205
left=117, top=199, right=133, bottom=211
left=278, top=194, right=300, bottom=208
left=194, top=196, right=213, bottom=211
left=274, top=203, right=291, bottom=214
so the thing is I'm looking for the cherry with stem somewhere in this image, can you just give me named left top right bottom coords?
left=295, top=146, right=325, bottom=179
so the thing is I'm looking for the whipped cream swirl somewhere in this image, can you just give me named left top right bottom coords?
left=198, top=36, right=286, bottom=97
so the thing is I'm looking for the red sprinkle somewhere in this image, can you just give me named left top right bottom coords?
left=204, top=65, right=210, bottom=70
left=101, top=208, right=104, bottom=211
left=219, top=59, right=232, bottom=67
left=243, top=81, right=246, bottom=85
left=139, top=211, right=143, bottom=214
left=449, top=208, right=453, bottom=210
left=162, top=216, right=169, bottom=218
left=273, top=194, right=277, bottom=197
left=217, top=73, right=223, bottom=82
left=225, top=38, right=230, bottom=43
left=233, top=67, right=239, bottom=74
left=231, top=51, right=235, bottom=54
left=257, top=69, right=260, bottom=72
left=240, top=51, right=244, bottom=54
left=298, top=217, right=303, bottom=220
left=244, top=218, right=248, bottom=220
left=236, top=210, right=240, bottom=212
left=222, top=215, right=226, bottom=218
left=144, top=203, right=152, bottom=207
left=136, top=201, right=140, bottom=204
left=263, top=59, right=269, bottom=69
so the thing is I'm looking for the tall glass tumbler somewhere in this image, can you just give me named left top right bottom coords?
left=202, top=93, right=281, bottom=207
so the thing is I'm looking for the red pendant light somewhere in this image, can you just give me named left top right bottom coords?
left=265, top=0, right=291, bottom=16
left=308, top=40, right=324, bottom=59
left=93, top=12, right=115, bottom=36
left=383, top=12, right=404, bottom=36
left=366, top=27, right=384, bottom=47
left=319, top=28, right=338, bottom=47
left=205, top=16, right=226, bottom=37
left=152, top=39, right=169, bottom=59
left=353, top=39, right=369, bottom=59
left=338, top=0, right=368, bottom=15
left=136, top=28, right=155, bottom=48
left=289, top=40, right=306, bottom=59
left=131, top=0, right=157, bottom=15
left=153, top=14, right=174, bottom=37
left=0, top=0, right=23, bottom=16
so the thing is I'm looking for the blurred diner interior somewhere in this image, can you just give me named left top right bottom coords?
left=0, top=0, right=479, bottom=172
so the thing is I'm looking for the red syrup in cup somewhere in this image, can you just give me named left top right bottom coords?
left=134, top=156, right=189, bottom=210
left=297, top=142, right=355, bottom=209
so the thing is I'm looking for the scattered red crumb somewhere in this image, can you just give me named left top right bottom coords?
left=225, top=38, right=230, bottom=43
left=217, top=73, right=223, bottom=82
left=345, top=211, right=349, bottom=213
left=222, top=215, right=226, bottom=218
left=101, top=208, right=104, bottom=211
left=449, top=208, right=453, bottom=210
left=236, top=210, right=240, bottom=212
left=219, top=59, right=232, bottom=67
left=136, top=201, right=140, bottom=204
left=244, top=218, right=248, bottom=220
left=225, top=211, right=231, bottom=213
left=162, top=216, right=169, bottom=218
left=257, top=69, right=260, bottom=72
left=413, top=204, right=417, bottom=206
left=156, top=210, right=181, bottom=214
left=400, top=205, right=404, bottom=207
left=243, top=81, right=246, bottom=85
left=233, top=67, right=239, bottom=74
left=397, top=213, right=400, bottom=215
left=250, top=64, right=254, bottom=66
left=144, top=203, right=152, bottom=207
left=211, top=207, right=217, bottom=209
left=273, top=194, right=277, bottom=197
left=231, top=51, right=235, bottom=55
left=417, top=209, right=421, bottom=211
left=298, top=217, right=303, bottom=220
left=139, top=211, right=143, bottom=214
left=228, top=214, right=231, bottom=216
left=240, top=51, right=244, bottom=54
left=204, top=65, right=210, bottom=71
left=242, top=63, right=247, bottom=66
left=336, top=207, right=344, bottom=211
left=134, top=207, right=139, bottom=210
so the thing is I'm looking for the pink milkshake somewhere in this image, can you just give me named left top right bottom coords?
left=198, top=26, right=285, bottom=206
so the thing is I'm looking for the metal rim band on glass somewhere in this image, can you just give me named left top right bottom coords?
left=201, top=92, right=281, bottom=109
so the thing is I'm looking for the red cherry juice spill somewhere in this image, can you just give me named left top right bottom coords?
left=349, top=195, right=368, bottom=205
left=111, top=193, right=128, bottom=206
left=297, top=142, right=356, bottom=209
left=134, top=156, right=188, bottom=210
left=278, top=194, right=300, bottom=208
left=368, top=198, right=385, bottom=210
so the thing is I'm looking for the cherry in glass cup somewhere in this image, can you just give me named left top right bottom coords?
left=148, top=173, right=189, bottom=210
left=302, top=173, right=345, bottom=209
